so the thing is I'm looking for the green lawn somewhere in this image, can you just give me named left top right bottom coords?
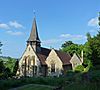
left=14, top=84, right=53, bottom=90
left=63, top=82, right=100, bottom=90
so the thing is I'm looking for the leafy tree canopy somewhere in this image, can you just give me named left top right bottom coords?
left=87, top=31, right=100, bottom=66
left=61, top=41, right=83, bottom=56
left=61, top=41, right=74, bottom=48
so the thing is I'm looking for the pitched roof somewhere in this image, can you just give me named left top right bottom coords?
left=55, top=50, right=71, bottom=65
left=70, top=53, right=82, bottom=63
left=27, top=18, right=40, bottom=42
left=37, top=47, right=51, bottom=65
left=37, top=48, right=71, bottom=65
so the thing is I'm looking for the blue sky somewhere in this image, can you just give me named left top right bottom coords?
left=0, top=0, right=100, bottom=58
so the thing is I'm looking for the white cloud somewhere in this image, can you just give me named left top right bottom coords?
left=0, top=20, right=24, bottom=30
left=42, top=33, right=86, bottom=45
left=6, top=31, right=23, bottom=36
left=88, top=17, right=98, bottom=27
left=60, top=34, right=71, bottom=38
left=9, top=21, right=24, bottom=29
left=89, top=29, right=97, bottom=33
left=42, top=39, right=63, bottom=44
left=0, top=23, right=10, bottom=30
left=60, top=33, right=86, bottom=40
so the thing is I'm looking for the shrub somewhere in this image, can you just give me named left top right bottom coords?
left=89, top=70, right=100, bottom=82
left=0, top=77, right=65, bottom=89
left=75, top=65, right=84, bottom=72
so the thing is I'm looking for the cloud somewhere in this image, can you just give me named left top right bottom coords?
left=42, top=33, right=87, bottom=45
left=89, top=29, right=97, bottom=33
left=0, top=21, right=24, bottom=30
left=60, top=34, right=71, bottom=38
left=6, top=31, right=23, bottom=36
left=88, top=17, right=98, bottom=27
left=0, top=23, right=10, bottom=30
left=42, top=39, right=62, bottom=44
left=60, top=33, right=86, bottom=40
left=9, top=21, right=24, bottom=29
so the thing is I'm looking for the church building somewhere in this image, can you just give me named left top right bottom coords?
left=16, top=17, right=83, bottom=77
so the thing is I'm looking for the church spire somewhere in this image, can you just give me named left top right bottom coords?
left=27, top=17, right=41, bottom=52
left=28, top=18, right=40, bottom=43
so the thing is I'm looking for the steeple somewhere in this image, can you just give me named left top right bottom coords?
left=28, top=18, right=40, bottom=42
left=27, top=17, right=41, bottom=52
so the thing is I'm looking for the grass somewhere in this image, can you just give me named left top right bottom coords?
left=0, top=70, right=100, bottom=90
left=15, top=84, right=53, bottom=90
left=63, top=82, right=100, bottom=90
left=0, top=77, right=64, bottom=90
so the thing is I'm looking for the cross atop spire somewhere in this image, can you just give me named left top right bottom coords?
left=27, top=17, right=41, bottom=43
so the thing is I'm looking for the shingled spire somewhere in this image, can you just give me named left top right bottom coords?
left=27, top=17, right=41, bottom=52
left=28, top=18, right=40, bottom=42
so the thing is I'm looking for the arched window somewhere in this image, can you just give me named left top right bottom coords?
left=22, top=56, right=27, bottom=76
left=31, top=56, right=37, bottom=76
left=22, top=64, right=25, bottom=73
left=32, top=56, right=35, bottom=66
left=27, top=56, right=31, bottom=71
left=51, top=63, right=55, bottom=73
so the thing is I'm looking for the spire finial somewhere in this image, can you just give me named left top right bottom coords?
left=33, top=10, right=36, bottom=18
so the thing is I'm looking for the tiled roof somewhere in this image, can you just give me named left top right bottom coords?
left=37, top=47, right=71, bottom=65
left=55, top=50, right=71, bottom=65
left=37, top=47, right=51, bottom=65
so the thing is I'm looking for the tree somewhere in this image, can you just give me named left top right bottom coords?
left=61, top=40, right=92, bottom=68
left=85, top=13, right=100, bottom=67
left=4, top=57, right=16, bottom=73
left=83, top=31, right=100, bottom=69
left=61, top=41, right=74, bottom=48
left=89, top=31, right=100, bottom=66
left=0, top=61, right=6, bottom=79
left=13, top=60, right=19, bottom=76
left=0, top=61, right=5, bottom=74
left=98, top=12, right=100, bottom=26
left=0, top=42, right=3, bottom=54
left=86, top=32, right=91, bottom=41
left=75, top=65, right=84, bottom=72
left=61, top=41, right=83, bottom=56
left=0, top=60, right=13, bottom=79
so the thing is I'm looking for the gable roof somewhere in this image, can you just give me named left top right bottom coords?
left=30, top=46, right=71, bottom=65
left=70, top=53, right=82, bottom=63
left=27, top=18, right=41, bottom=42
left=55, top=50, right=71, bottom=65
left=37, top=48, right=71, bottom=65
left=37, top=47, right=51, bottom=65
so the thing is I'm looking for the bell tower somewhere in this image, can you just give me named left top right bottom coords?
left=27, top=18, right=41, bottom=52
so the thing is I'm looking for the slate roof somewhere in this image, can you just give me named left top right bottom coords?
left=37, top=48, right=71, bottom=65
left=55, top=50, right=71, bottom=65
left=27, top=18, right=41, bottom=42
left=37, top=47, right=51, bottom=65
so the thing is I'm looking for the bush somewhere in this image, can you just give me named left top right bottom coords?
left=89, top=70, right=100, bottom=82
left=66, top=70, right=75, bottom=81
left=0, top=77, right=65, bottom=89
left=75, top=65, right=84, bottom=72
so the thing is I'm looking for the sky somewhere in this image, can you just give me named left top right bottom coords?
left=0, top=0, right=100, bottom=58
